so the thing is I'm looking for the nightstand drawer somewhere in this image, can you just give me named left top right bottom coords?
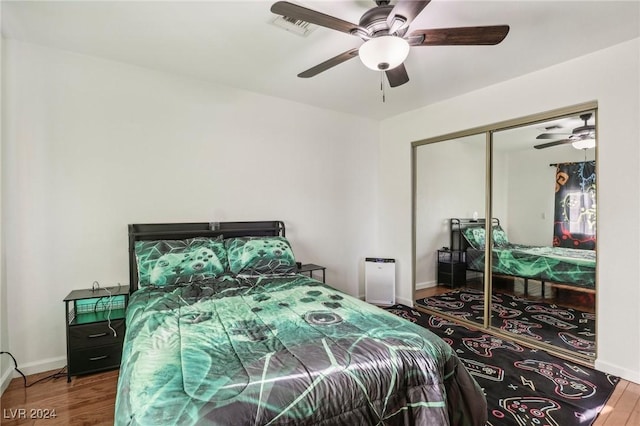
left=69, top=320, right=125, bottom=349
left=69, top=344, right=122, bottom=375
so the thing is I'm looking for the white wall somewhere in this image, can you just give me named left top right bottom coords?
left=379, top=39, right=640, bottom=383
left=2, top=40, right=378, bottom=375
left=0, top=15, right=11, bottom=392
left=499, top=145, right=596, bottom=246
left=415, top=134, right=485, bottom=287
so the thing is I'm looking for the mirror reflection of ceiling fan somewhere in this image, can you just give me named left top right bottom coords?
left=534, top=113, right=596, bottom=150
left=270, top=0, right=510, bottom=87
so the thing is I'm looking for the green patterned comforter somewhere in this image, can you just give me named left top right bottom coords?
left=114, top=275, right=486, bottom=425
left=467, top=244, right=596, bottom=288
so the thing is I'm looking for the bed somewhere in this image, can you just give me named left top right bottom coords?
left=450, top=218, right=596, bottom=293
left=114, top=221, right=487, bottom=425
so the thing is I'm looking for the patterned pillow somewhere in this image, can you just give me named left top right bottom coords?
left=492, top=226, right=510, bottom=247
left=135, top=237, right=227, bottom=287
left=462, top=227, right=485, bottom=249
left=225, top=236, right=296, bottom=275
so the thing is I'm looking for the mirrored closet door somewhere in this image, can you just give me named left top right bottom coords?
left=413, top=103, right=597, bottom=361
left=413, top=132, right=487, bottom=328
left=490, top=111, right=597, bottom=358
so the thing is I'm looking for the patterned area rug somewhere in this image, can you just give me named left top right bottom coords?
left=385, top=304, right=619, bottom=426
left=416, top=288, right=596, bottom=357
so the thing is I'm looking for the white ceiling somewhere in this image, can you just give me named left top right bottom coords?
left=2, top=0, right=639, bottom=120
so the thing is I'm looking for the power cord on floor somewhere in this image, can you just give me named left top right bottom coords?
left=0, top=351, right=67, bottom=387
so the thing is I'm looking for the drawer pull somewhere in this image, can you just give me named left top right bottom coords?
left=89, top=355, right=108, bottom=361
left=88, top=332, right=108, bottom=338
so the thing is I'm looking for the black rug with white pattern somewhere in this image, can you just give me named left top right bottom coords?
left=385, top=303, right=619, bottom=426
left=416, top=288, right=596, bottom=357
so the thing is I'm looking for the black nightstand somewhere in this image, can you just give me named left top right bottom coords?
left=298, top=264, right=326, bottom=283
left=437, top=250, right=467, bottom=288
left=64, top=286, right=129, bottom=382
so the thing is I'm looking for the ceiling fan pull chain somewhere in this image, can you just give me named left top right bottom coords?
left=381, top=71, right=386, bottom=103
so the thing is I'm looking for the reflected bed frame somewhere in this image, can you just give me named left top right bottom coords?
left=128, top=221, right=285, bottom=293
left=450, top=217, right=542, bottom=292
left=449, top=217, right=594, bottom=295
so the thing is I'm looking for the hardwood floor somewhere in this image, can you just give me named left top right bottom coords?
left=1, top=369, right=117, bottom=425
left=1, top=369, right=637, bottom=425
left=596, top=380, right=640, bottom=426
left=0, top=364, right=637, bottom=425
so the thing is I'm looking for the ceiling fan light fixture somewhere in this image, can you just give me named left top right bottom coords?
left=358, top=35, right=410, bottom=71
left=572, top=137, right=596, bottom=150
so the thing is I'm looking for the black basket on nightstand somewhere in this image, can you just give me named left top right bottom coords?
left=437, top=250, right=467, bottom=288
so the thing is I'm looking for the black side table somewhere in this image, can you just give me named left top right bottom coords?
left=437, top=250, right=467, bottom=288
left=64, top=285, right=129, bottom=382
left=298, top=264, right=326, bottom=283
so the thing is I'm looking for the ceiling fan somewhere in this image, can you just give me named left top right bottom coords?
left=534, top=113, right=596, bottom=150
left=270, top=0, right=510, bottom=88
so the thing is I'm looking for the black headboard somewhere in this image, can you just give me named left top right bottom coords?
left=450, top=218, right=500, bottom=251
left=128, top=220, right=285, bottom=292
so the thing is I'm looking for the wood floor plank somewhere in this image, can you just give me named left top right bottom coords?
left=628, top=397, right=640, bottom=425
left=603, top=382, right=640, bottom=426
left=1, top=369, right=119, bottom=426
left=594, top=380, right=629, bottom=425
left=2, top=357, right=637, bottom=425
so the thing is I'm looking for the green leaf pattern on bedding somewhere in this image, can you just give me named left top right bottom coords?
left=134, top=237, right=227, bottom=287
left=225, top=237, right=297, bottom=275
left=492, top=226, right=509, bottom=247
left=114, top=276, right=478, bottom=425
left=466, top=244, right=595, bottom=287
left=462, top=227, right=485, bottom=249
left=463, top=226, right=510, bottom=248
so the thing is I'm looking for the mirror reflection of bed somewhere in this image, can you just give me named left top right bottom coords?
left=413, top=107, right=597, bottom=361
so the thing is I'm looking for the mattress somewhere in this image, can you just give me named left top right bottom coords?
left=466, top=243, right=596, bottom=289
left=114, top=274, right=486, bottom=425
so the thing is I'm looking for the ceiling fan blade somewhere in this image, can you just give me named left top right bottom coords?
left=387, top=0, right=431, bottom=33
left=271, top=1, right=362, bottom=35
left=534, top=139, right=573, bottom=150
left=408, top=25, right=510, bottom=46
left=536, top=132, right=571, bottom=140
left=298, top=48, right=359, bottom=78
left=386, top=64, right=410, bottom=87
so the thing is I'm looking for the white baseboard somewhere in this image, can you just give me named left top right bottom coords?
left=415, top=281, right=437, bottom=290
left=18, top=356, right=67, bottom=377
left=395, top=295, right=414, bottom=307
left=595, top=359, right=640, bottom=384
left=1, top=355, right=66, bottom=395
left=1, top=365, right=13, bottom=395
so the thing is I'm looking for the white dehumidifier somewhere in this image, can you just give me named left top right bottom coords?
left=365, top=258, right=396, bottom=306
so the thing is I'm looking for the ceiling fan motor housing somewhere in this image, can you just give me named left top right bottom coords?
left=572, top=114, right=595, bottom=138
left=359, top=5, right=407, bottom=38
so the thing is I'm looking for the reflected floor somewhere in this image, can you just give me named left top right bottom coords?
left=416, top=288, right=595, bottom=356
left=416, top=276, right=595, bottom=314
